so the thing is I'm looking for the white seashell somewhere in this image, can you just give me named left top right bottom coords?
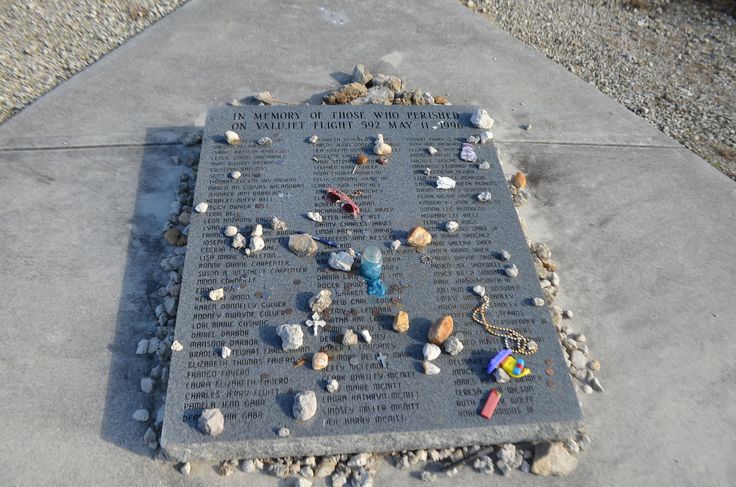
left=309, top=135, right=319, bottom=144
left=171, top=340, right=184, bottom=352
left=532, top=297, right=546, bottom=307
left=470, top=108, right=494, bottom=129
left=373, top=134, right=392, bottom=155
left=257, top=136, right=272, bottom=147
left=436, top=176, right=456, bottom=189
left=428, top=146, right=438, bottom=155
left=194, top=202, right=208, bottom=213
left=230, top=170, right=241, bottom=179
left=445, top=221, right=460, bottom=233
left=225, top=130, right=240, bottom=145
left=477, top=191, right=492, bottom=202
left=271, top=217, right=288, bottom=231
left=307, top=211, right=323, bottom=223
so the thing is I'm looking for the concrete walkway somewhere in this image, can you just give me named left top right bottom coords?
left=0, top=1, right=733, bottom=486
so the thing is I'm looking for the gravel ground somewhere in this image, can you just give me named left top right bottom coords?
left=0, top=0, right=187, bottom=122
left=464, top=0, right=736, bottom=179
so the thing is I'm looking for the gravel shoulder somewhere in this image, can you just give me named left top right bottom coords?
left=464, top=0, right=736, bottom=179
left=0, top=0, right=187, bottom=122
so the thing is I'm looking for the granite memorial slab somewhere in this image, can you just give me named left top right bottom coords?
left=161, top=104, right=582, bottom=462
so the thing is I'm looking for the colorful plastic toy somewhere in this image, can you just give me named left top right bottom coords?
left=500, top=355, right=531, bottom=379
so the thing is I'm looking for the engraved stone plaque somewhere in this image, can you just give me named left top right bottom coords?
left=161, top=105, right=582, bottom=461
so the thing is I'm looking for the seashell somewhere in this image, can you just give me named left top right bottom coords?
left=221, top=346, right=232, bottom=359
left=230, top=170, right=241, bottom=179
left=307, top=211, right=323, bottom=223
left=309, top=135, right=319, bottom=144
left=271, top=217, right=288, bottom=231
left=254, top=91, right=274, bottom=105
left=194, top=202, right=208, bottom=213
left=436, top=176, right=456, bottom=189
left=373, top=134, right=392, bottom=155
left=477, top=191, right=492, bottom=202
left=428, top=146, right=438, bottom=155
left=225, top=130, right=240, bottom=145
left=257, top=137, right=272, bottom=147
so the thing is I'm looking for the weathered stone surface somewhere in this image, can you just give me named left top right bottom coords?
left=531, top=442, right=578, bottom=476
left=162, top=105, right=581, bottom=461
left=277, top=324, right=303, bottom=351
left=198, top=408, right=224, bottom=436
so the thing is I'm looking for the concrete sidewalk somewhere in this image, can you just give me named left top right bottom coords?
left=0, top=1, right=734, bottom=486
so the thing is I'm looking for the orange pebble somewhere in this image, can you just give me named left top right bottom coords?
left=356, top=153, right=369, bottom=165
left=512, top=171, right=527, bottom=189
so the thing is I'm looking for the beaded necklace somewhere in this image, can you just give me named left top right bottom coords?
left=471, top=295, right=538, bottom=355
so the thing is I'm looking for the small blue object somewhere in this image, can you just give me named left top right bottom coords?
left=487, top=349, right=513, bottom=374
left=360, top=245, right=386, bottom=297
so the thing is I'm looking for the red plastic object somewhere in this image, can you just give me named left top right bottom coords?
left=480, top=389, right=502, bottom=420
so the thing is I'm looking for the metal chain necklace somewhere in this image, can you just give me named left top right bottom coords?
left=472, top=295, right=538, bottom=355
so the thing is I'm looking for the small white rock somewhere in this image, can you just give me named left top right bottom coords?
left=229, top=170, right=241, bottom=179
left=563, top=309, right=574, bottom=319
left=221, top=346, right=232, bottom=359
left=505, top=264, right=519, bottom=277
left=478, top=161, right=491, bottom=170
left=136, top=339, right=149, bottom=355
left=328, top=251, right=354, bottom=272
left=257, top=136, right=272, bottom=146
left=390, top=239, right=401, bottom=251
left=277, top=427, right=290, bottom=437
left=251, top=224, right=263, bottom=237
left=326, top=378, right=340, bottom=393
left=445, top=221, right=460, bottom=233
left=423, top=343, right=441, bottom=361
left=477, top=191, right=492, bottom=202
left=209, top=288, right=225, bottom=301
left=309, top=135, right=319, bottom=144
left=171, top=340, right=184, bottom=352
left=271, top=217, right=288, bottom=231
left=224, top=225, right=238, bottom=237
left=499, top=250, right=511, bottom=261
left=480, top=131, right=493, bottom=144
left=423, top=361, right=441, bottom=375
left=307, top=211, right=323, bottom=223
left=428, top=146, right=438, bottom=155
left=424, top=167, right=432, bottom=176
left=249, top=235, right=265, bottom=252
left=532, top=297, right=545, bottom=306
left=132, top=409, right=150, bottom=422
left=436, top=176, right=456, bottom=189
left=232, top=233, right=246, bottom=249
left=225, top=130, right=240, bottom=145
left=444, top=336, right=464, bottom=355
left=582, top=384, right=594, bottom=394
left=473, top=285, right=486, bottom=297
left=470, top=108, right=494, bottom=129
left=140, top=377, right=155, bottom=394
left=466, top=135, right=480, bottom=144
left=360, top=329, right=373, bottom=344
left=194, top=202, right=208, bottom=213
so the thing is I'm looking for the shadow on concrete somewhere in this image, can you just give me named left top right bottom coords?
left=100, top=126, right=198, bottom=456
